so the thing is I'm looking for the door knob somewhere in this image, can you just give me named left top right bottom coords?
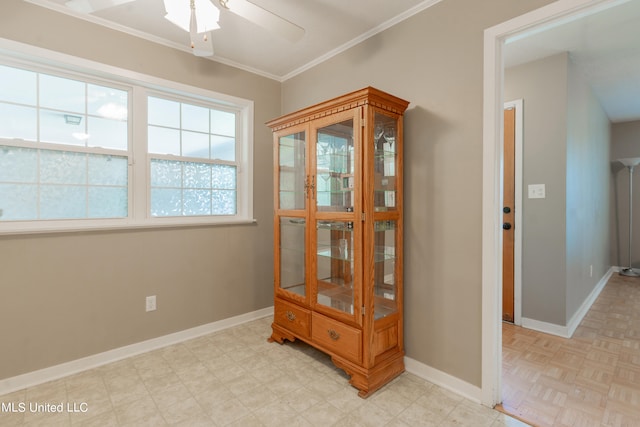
left=503, top=223, right=512, bottom=230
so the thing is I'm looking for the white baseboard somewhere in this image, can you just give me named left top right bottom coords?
left=521, top=266, right=614, bottom=338
left=0, top=306, right=274, bottom=396
left=404, top=356, right=482, bottom=404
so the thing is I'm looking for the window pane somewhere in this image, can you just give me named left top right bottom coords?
left=88, top=84, right=127, bottom=120
left=211, top=135, right=235, bottom=161
left=182, top=130, right=209, bottom=158
left=150, top=159, right=182, bottom=187
left=40, top=185, right=86, bottom=219
left=0, top=104, right=37, bottom=141
left=148, top=126, right=180, bottom=155
left=89, top=187, right=127, bottom=218
left=0, top=184, right=37, bottom=220
left=40, top=109, right=86, bottom=146
left=212, top=165, right=236, bottom=189
left=184, top=189, right=211, bottom=215
left=211, top=110, right=235, bottom=136
left=151, top=188, right=181, bottom=216
left=39, top=74, right=85, bottom=114
left=148, top=96, right=179, bottom=128
left=88, top=154, right=128, bottom=186
left=0, top=146, right=37, bottom=183
left=184, top=162, right=211, bottom=188
left=88, top=117, right=127, bottom=150
left=40, top=150, right=87, bottom=184
left=0, top=65, right=36, bottom=105
left=182, top=103, right=209, bottom=132
left=212, top=190, right=236, bottom=215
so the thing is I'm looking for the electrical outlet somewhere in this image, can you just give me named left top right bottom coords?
left=146, top=295, right=156, bottom=312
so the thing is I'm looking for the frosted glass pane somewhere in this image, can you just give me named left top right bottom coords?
left=184, top=189, right=211, bottom=215
left=88, top=187, right=127, bottom=218
left=184, top=162, right=211, bottom=188
left=88, top=84, right=128, bottom=120
left=150, top=159, right=182, bottom=187
left=0, top=65, right=36, bottom=105
left=151, top=188, right=181, bottom=216
left=40, top=109, right=86, bottom=146
left=0, top=104, right=37, bottom=141
left=211, top=110, right=235, bottom=136
left=40, top=150, right=86, bottom=184
left=212, top=190, right=235, bottom=215
left=148, top=126, right=180, bottom=155
left=212, top=165, right=236, bottom=189
left=211, top=135, right=235, bottom=161
left=148, top=97, right=179, bottom=128
left=0, top=184, right=37, bottom=220
left=88, top=154, right=128, bottom=186
left=0, top=146, right=37, bottom=183
left=39, top=74, right=85, bottom=114
left=182, top=131, right=209, bottom=158
left=88, top=117, right=127, bottom=150
left=40, top=185, right=86, bottom=219
left=182, top=103, right=209, bottom=132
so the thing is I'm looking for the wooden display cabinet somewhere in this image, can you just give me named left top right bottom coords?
left=266, top=87, right=409, bottom=397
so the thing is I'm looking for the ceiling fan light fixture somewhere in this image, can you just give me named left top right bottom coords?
left=163, top=0, right=220, bottom=33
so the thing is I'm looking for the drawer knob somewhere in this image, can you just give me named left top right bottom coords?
left=328, top=329, right=340, bottom=341
left=285, top=310, right=296, bottom=321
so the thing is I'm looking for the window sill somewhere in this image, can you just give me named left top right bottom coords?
left=0, top=217, right=258, bottom=236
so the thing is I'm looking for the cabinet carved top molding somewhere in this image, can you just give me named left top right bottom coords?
left=267, top=87, right=409, bottom=398
left=266, top=86, right=410, bottom=131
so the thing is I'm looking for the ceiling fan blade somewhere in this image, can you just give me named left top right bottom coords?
left=221, top=0, right=305, bottom=42
left=65, top=0, right=136, bottom=14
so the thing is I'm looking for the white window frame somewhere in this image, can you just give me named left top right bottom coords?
left=0, top=38, right=254, bottom=235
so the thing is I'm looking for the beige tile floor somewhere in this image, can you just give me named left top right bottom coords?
left=0, top=317, right=528, bottom=426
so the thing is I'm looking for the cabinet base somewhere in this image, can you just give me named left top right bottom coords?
left=268, top=323, right=405, bottom=398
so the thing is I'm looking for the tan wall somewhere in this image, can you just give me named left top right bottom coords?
left=0, top=0, right=279, bottom=379
left=281, top=0, right=554, bottom=387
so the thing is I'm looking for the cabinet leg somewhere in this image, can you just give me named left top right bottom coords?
left=268, top=323, right=297, bottom=344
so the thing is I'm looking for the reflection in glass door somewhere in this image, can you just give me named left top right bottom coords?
left=316, top=120, right=354, bottom=212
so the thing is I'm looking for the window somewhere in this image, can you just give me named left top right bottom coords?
left=0, top=43, right=253, bottom=233
left=148, top=96, right=238, bottom=217
left=0, top=65, right=129, bottom=221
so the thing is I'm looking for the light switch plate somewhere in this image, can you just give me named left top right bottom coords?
left=528, top=184, right=546, bottom=199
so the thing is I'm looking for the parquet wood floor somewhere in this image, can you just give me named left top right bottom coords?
left=501, top=273, right=640, bottom=427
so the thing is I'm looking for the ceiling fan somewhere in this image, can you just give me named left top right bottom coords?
left=64, top=0, right=305, bottom=57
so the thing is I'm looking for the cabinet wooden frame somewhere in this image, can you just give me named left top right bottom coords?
left=268, top=87, right=409, bottom=398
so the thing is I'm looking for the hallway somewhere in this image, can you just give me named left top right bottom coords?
left=501, top=273, right=640, bottom=426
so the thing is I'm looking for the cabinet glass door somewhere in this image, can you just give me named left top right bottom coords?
left=279, top=131, right=306, bottom=210
left=277, top=129, right=307, bottom=300
left=374, top=220, right=398, bottom=319
left=373, top=113, right=397, bottom=212
left=279, top=217, right=306, bottom=297
left=316, top=220, right=355, bottom=314
left=316, top=120, right=355, bottom=212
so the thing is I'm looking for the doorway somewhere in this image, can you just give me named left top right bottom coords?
left=481, top=0, right=628, bottom=408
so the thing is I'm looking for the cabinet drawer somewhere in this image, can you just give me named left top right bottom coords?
left=312, top=313, right=362, bottom=364
left=274, top=299, right=311, bottom=339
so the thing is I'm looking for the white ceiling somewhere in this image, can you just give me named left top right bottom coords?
left=25, top=0, right=436, bottom=80
left=23, top=0, right=640, bottom=122
left=505, top=0, right=640, bottom=123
